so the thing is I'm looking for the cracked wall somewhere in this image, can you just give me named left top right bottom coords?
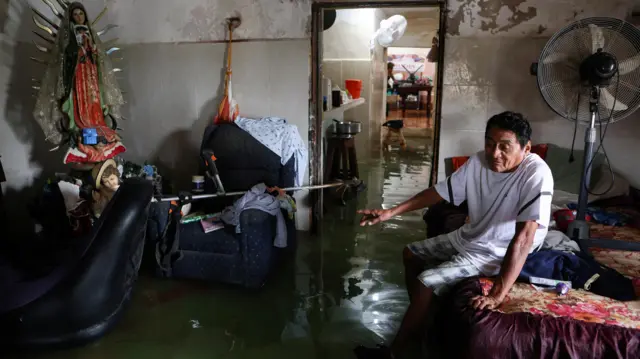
left=438, top=0, right=640, bottom=190
left=447, top=0, right=633, bottom=37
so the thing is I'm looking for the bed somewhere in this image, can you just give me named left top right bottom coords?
left=427, top=144, right=640, bottom=359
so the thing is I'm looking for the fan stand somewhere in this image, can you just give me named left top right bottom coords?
left=567, top=87, right=640, bottom=253
left=566, top=87, right=599, bottom=255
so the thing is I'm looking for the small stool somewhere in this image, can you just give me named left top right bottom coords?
left=325, top=137, right=359, bottom=181
left=383, top=127, right=406, bottom=147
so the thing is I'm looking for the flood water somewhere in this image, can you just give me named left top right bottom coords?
left=13, top=136, right=434, bottom=359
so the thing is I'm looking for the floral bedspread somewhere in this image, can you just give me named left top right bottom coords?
left=590, top=224, right=640, bottom=242
left=477, top=225, right=640, bottom=330
left=479, top=277, right=640, bottom=329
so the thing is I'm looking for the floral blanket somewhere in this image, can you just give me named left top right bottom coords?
left=477, top=227, right=640, bottom=329
left=478, top=275, right=640, bottom=329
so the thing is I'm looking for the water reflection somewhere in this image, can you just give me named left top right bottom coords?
left=309, top=136, right=433, bottom=353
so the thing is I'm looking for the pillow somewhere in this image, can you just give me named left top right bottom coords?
left=531, top=144, right=548, bottom=160
left=451, top=156, right=469, bottom=172
left=449, top=144, right=549, bottom=172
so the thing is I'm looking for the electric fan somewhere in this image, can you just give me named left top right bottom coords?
left=371, top=15, right=407, bottom=49
left=531, top=17, right=640, bottom=252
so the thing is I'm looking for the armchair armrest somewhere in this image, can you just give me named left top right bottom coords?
left=238, top=209, right=277, bottom=288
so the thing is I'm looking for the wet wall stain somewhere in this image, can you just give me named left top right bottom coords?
left=0, top=0, right=8, bottom=33
left=448, top=0, right=538, bottom=36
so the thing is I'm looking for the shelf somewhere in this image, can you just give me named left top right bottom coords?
left=323, top=97, right=366, bottom=118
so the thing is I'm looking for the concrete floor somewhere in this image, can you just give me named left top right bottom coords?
left=13, top=136, right=434, bottom=359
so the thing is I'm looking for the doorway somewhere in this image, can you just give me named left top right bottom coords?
left=309, top=1, right=446, bottom=226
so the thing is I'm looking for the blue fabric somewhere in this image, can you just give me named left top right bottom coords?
left=566, top=203, right=630, bottom=226
left=520, top=250, right=636, bottom=301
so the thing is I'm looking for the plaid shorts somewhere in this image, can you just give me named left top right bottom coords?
left=407, top=235, right=481, bottom=295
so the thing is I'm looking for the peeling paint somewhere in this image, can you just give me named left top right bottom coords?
left=449, top=0, right=537, bottom=35
left=537, top=24, right=546, bottom=34
left=447, top=0, right=635, bottom=37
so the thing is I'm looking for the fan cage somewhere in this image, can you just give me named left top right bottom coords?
left=536, top=17, right=640, bottom=125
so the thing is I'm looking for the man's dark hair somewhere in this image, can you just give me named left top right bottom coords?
left=387, top=62, right=395, bottom=70
left=485, top=111, right=532, bottom=147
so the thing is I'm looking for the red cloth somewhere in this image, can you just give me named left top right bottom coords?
left=64, top=32, right=124, bottom=164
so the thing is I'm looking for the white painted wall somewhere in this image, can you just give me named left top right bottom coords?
left=322, top=9, right=378, bottom=156
left=323, top=9, right=376, bottom=60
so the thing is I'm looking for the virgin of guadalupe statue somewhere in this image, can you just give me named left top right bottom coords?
left=33, top=1, right=125, bottom=165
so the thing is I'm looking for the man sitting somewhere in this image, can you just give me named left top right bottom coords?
left=355, top=111, right=554, bottom=359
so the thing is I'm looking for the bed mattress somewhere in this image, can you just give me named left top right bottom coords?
left=437, top=225, right=640, bottom=359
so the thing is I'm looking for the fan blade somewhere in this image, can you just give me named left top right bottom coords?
left=588, top=24, right=605, bottom=53
left=92, top=7, right=108, bottom=27
left=541, top=52, right=571, bottom=65
left=41, top=0, right=63, bottom=19
left=33, top=16, right=56, bottom=37
left=618, top=54, right=640, bottom=75
left=33, top=41, right=50, bottom=53
left=600, top=87, right=628, bottom=111
left=31, top=7, right=59, bottom=30
left=97, top=24, right=118, bottom=37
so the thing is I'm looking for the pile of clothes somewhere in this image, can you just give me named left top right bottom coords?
left=220, top=183, right=296, bottom=248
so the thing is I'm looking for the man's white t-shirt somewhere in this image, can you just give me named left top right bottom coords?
left=433, top=152, right=554, bottom=274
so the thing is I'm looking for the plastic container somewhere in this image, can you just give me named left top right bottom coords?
left=345, top=79, right=363, bottom=99
left=192, top=175, right=205, bottom=193
left=332, top=89, right=342, bottom=107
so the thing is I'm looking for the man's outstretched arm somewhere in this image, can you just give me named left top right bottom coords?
left=471, top=220, right=538, bottom=309
left=359, top=187, right=444, bottom=226
left=391, top=187, right=444, bottom=217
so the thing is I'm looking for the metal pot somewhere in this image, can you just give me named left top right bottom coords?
left=332, top=119, right=362, bottom=135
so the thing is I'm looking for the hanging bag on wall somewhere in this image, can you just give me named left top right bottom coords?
left=427, top=36, right=439, bottom=63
